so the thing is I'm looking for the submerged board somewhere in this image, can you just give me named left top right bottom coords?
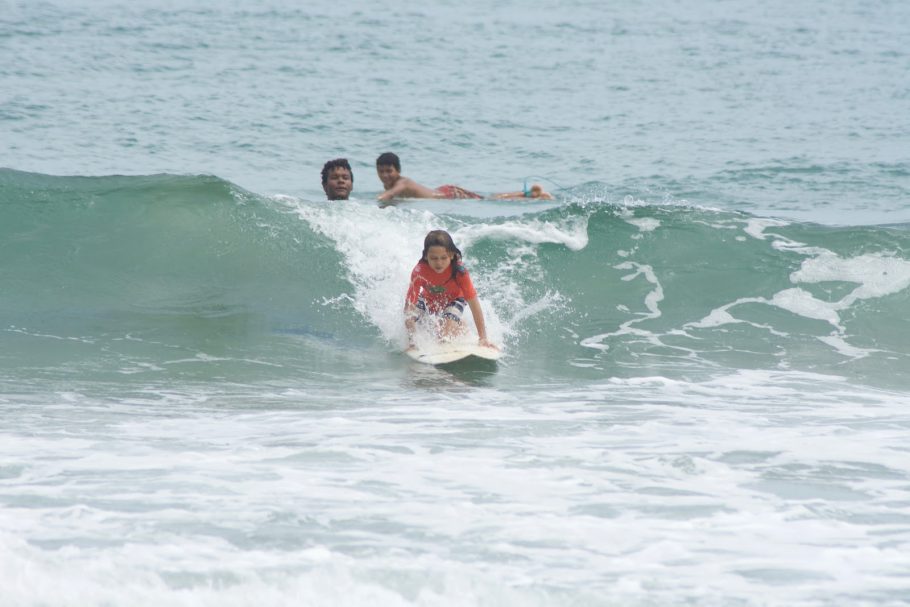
left=406, top=343, right=502, bottom=365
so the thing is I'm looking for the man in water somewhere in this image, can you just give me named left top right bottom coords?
left=375, top=152, right=482, bottom=202
left=375, top=152, right=553, bottom=202
left=322, top=158, right=353, bottom=201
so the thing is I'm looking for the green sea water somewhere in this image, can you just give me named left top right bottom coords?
left=4, top=169, right=908, bottom=390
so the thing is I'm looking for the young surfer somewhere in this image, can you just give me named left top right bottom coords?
left=376, top=152, right=553, bottom=202
left=404, top=230, right=495, bottom=350
left=376, top=152, right=481, bottom=202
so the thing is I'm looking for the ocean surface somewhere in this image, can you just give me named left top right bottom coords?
left=2, top=1, right=910, bottom=605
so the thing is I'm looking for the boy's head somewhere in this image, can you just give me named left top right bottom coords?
left=375, top=152, right=401, bottom=189
left=321, top=158, right=353, bottom=200
left=376, top=152, right=400, bottom=171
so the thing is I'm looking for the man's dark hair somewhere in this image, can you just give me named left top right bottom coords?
left=375, top=152, right=400, bottom=171
left=321, top=158, right=353, bottom=185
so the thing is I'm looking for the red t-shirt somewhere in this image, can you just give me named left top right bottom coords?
left=405, top=261, right=477, bottom=314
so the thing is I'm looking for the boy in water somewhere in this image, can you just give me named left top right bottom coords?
left=376, top=152, right=482, bottom=202
left=375, top=152, right=553, bottom=202
left=321, top=158, right=353, bottom=201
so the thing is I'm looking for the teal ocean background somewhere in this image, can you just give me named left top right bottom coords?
left=2, top=2, right=910, bottom=606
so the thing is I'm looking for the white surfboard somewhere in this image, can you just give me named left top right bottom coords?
left=406, top=343, right=502, bottom=365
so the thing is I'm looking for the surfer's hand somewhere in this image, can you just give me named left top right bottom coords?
left=478, top=337, right=498, bottom=349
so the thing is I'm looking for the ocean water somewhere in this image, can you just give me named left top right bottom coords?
left=2, top=1, right=910, bottom=606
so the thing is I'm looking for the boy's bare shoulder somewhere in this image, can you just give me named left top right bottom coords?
left=397, top=176, right=438, bottom=198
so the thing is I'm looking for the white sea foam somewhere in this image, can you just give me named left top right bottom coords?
left=455, top=218, right=590, bottom=251
left=768, top=287, right=843, bottom=328
left=744, top=218, right=790, bottom=241
left=2, top=373, right=909, bottom=606
left=792, top=251, right=910, bottom=307
left=689, top=232, right=910, bottom=359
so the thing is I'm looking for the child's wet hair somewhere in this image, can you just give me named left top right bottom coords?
left=421, top=230, right=463, bottom=269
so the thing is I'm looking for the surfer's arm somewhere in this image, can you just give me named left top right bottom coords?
left=379, top=177, right=437, bottom=202
left=404, top=305, right=418, bottom=329
left=466, top=297, right=495, bottom=348
left=379, top=178, right=411, bottom=202
left=378, top=184, right=401, bottom=203
left=403, top=299, right=420, bottom=348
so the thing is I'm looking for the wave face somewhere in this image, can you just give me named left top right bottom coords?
left=2, top=169, right=909, bottom=388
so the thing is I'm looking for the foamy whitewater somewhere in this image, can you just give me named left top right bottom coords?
left=2, top=1, right=910, bottom=606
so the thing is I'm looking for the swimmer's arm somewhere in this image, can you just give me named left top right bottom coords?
left=492, top=191, right=525, bottom=199
left=466, top=297, right=496, bottom=348
left=378, top=180, right=409, bottom=203
left=379, top=177, right=438, bottom=201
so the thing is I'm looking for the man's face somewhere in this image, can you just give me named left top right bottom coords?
left=323, top=167, right=353, bottom=200
left=376, top=164, right=400, bottom=190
